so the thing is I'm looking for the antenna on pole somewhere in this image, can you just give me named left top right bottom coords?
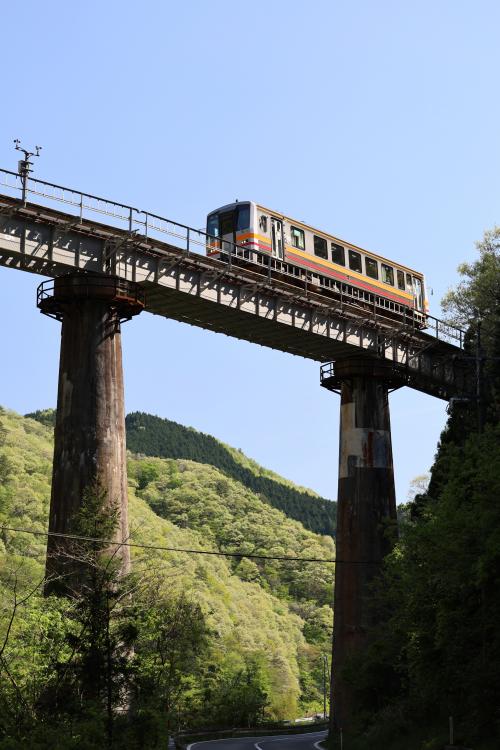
left=13, top=139, right=42, bottom=204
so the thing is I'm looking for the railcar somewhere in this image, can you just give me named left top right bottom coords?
left=206, top=201, right=428, bottom=326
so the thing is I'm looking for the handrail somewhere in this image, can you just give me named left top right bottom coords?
left=36, top=276, right=146, bottom=306
left=0, top=168, right=139, bottom=212
left=0, top=166, right=466, bottom=349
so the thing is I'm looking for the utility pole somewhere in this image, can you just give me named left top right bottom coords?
left=13, top=139, right=42, bottom=204
left=322, top=654, right=328, bottom=720
left=475, top=318, right=485, bottom=433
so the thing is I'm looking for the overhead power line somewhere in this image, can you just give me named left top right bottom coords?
left=0, top=525, right=381, bottom=565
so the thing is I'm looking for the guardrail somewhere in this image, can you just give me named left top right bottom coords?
left=173, top=720, right=329, bottom=749
left=36, top=275, right=146, bottom=308
left=0, top=167, right=466, bottom=349
left=36, top=275, right=146, bottom=323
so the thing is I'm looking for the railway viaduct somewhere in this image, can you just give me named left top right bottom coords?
left=0, top=165, right=474, bottom=736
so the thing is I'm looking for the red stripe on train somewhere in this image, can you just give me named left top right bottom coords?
left=286, top=252, right=414, bottom=307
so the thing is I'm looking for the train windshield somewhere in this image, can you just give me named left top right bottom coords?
left=207, top=213, right=219, bottom=238
left=207, top=204, right=250, bottom=239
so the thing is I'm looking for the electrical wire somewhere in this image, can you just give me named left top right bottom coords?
left=0, top=525, right=381, bottom=565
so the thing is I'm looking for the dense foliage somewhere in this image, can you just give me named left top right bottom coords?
left=0, top=408, right=334, bottom=747
left=331, top=227, right=500, bottom=750
left=126, top=411, right=336, bottom=537
left=24, top=408, right=337, bottom=536
left=129, top=456, right=334, bottom=608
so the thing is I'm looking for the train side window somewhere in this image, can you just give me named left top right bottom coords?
left=381, top=264, right=394, bottom=285
left=291, top=226, right=305, bottom=250
left=314, top=235, right=328, bottom=259
left=365, top=257, right=379, bottom=279
left=348, top=250, right=362, bottom=273
left=406, top=273, right=412, bottom=290
left=259, top=215, right=268, bottom=232
left=397, top=270, right=405, bottom=290
left=331, top=243, right=345, bottom=265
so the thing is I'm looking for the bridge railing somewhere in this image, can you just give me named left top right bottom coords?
left=0, top=167, right=466, bottom=349
left=0, top=168, right=229, bottom=256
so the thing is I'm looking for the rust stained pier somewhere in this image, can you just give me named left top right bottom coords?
left=322, top=359, right=402, bottom=731
left=39, top=274, right=144, bottom=593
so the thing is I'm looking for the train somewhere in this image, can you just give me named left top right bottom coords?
left=206, top=201, right=428, bottom=325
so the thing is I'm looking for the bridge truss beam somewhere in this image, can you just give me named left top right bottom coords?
left=0, top=195, right=473, bottom=401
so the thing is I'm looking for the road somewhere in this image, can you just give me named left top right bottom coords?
left=187, top=730, right=327, bottom=749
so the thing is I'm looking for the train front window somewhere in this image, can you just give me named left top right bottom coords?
left=220, top=211, right=236, bottom=237
left=207, top=213, right=219, bottom=238
left=397, top=270, right=405, bottom=290
left=314, top=235, right=328, bottom=259
left=331, top=243, right=345, bottom=265
left=236, top=204, right=250, bottom=231
left=381, top=264, right=394, bottom=285
left=365, top=257, right=378, bottom=279
left=348, top=250, right=362, bottom=273
left=291, top=226, right=305, bottom=250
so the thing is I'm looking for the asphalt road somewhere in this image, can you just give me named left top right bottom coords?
left=187, top=729, right=327, bottom=749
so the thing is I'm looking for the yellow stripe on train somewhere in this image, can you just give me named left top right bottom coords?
left=286, top=245, right=413, bottom=300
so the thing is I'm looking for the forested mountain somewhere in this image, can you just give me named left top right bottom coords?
left=24, top=409, right=336, bottom=537
left=126, top=411, right=336, bottom=537
left=0, top=408, right=334, bottom=748
left=333, top=227, right=500, bottom=750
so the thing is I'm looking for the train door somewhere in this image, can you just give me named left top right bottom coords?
left=220, top=210, right=236, bottom=256
left=412, top=276, right=423, bottom=311
left=271, top=217, right=284, bottom=260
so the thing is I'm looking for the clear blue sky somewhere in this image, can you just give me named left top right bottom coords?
left=1, top=0, right=499, bottom=502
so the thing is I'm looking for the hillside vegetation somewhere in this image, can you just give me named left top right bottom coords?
left=24, top=409, right=337, bottom=537
left=126, top=411, right=336, bottom=537
left=0, top=408, right=334, bottom=748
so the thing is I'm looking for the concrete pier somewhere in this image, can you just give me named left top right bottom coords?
left=39, top=273, right=144, bottom=593
left=323, top=359, right=398, bottom=732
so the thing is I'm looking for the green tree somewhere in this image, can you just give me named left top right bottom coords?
left=42, top=483, right=138, bottom=747
left=136, top=462, right=160, bottom=491
left=442, top=225, right=500, bottom=329
left=207, top=655, right=270, bottom=728
left=24, top=408, right=57, bottom=429
left=132, top=591, right=209, bottom=743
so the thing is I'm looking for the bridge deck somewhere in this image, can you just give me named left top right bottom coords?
left=0, top=186, right=472, bottom=400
